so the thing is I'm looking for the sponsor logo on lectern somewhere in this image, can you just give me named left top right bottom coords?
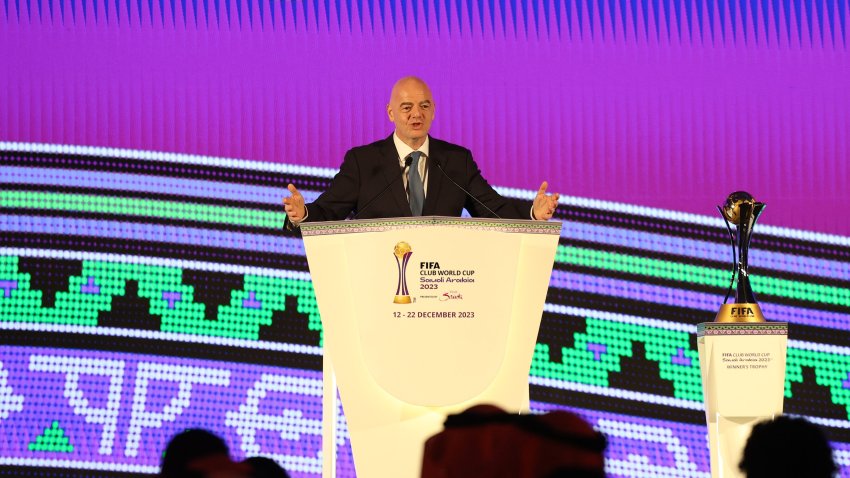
left=439, top=291, right=464, bottom=301
left=393, top=241, right=413, bottom=304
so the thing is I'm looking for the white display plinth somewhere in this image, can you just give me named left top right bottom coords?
left=300, top=217, right=561, bottom=478
left=697, top=322, right=788, bottom=478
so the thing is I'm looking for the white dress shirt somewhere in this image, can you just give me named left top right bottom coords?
left=393, top=133, right=430, bottom=198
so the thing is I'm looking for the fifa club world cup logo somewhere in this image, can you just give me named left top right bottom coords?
left=393, top=241, right=413, bottom=304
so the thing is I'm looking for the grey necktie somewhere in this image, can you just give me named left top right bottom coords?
left=408, top=151, right=425, bottom=216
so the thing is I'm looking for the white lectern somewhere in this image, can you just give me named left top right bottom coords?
left=300, top=217, right=561, bottom=478
left=697, top=322, right=788, bottom=477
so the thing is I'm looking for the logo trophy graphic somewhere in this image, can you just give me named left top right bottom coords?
left=716, top=191, right=766, bottom=322
left=393, top=241, right=413, bottom=304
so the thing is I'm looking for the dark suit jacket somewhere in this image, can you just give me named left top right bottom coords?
left=286, top=135, right=531, bottom=228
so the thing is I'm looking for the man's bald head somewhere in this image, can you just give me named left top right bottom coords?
left=387, top=77, right=435, bottom=149
left=389, top=76, right=432, bottom=103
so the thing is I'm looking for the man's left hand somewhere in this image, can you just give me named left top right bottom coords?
left=532, top=181, right=560, bottom=221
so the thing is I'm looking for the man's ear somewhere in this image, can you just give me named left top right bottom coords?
left=387, top=104, right=394, bottom=122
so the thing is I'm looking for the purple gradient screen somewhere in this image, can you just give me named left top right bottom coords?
left=1, top=0, right=848, bottom=235
left=2, top=1, right=850, bottom=477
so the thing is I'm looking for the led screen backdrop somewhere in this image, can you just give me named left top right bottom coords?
left=1, top=0, right=849, bottom=477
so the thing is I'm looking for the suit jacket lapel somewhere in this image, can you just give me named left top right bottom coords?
left=380, top=135, right=413, bottom=217
left=422, top=137, right=444, bottom=216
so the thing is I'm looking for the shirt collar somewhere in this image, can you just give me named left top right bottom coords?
left=393, top=132, right=430, bottom=165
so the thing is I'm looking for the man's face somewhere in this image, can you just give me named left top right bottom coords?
left=387, top=79, right=435, bottom=148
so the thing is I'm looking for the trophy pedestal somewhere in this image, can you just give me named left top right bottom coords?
left=697, top=322, right=788, bottom=478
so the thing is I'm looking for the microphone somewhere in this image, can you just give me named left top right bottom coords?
left=433, top=158, right=502, bottom=219
left=352, top=156, right=413, bottom=220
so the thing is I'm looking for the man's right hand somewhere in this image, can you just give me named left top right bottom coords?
left=283, top=184, right=306, bottom=224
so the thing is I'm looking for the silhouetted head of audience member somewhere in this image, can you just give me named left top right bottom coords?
left=242, top=456, right=290, bottom=478
left=422, top=404, right=606, bottom=478
left=739, top=415, right=837, bottom=478
left=160, top=428, right=251, bottom=478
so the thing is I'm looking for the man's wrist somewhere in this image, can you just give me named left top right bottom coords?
left=295, top=206, right=309, bottom=225
left=288, top=206, right=309, bottom=228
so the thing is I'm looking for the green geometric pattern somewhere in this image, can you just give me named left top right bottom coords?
left=0, top=190, right=283, bottom=229
left=28, top=421, right=73, bottom=452
left=530, top=315, right=850, bottom=419
left=6, top=192, right=849, bottom=308
left=531, top=317, right=703, bottom=401
left=0, top=256, right=321, bottom=341
left=4, top=254, right=850, bottom=418
left=556, top=245, right=850, bottom=307
left=786, top=347, right=850, bottom=408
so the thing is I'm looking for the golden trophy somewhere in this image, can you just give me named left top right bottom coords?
left=393, top=241, right=413, bottom=304
left=715, top=191, right=766, bottom=323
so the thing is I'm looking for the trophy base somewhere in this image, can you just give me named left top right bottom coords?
left=393, top=295, right=412, bottom=304
left=715, top=303, right=765, bottom=323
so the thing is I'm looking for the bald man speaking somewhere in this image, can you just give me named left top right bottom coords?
left=283, top=77, right=559, bottom=228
